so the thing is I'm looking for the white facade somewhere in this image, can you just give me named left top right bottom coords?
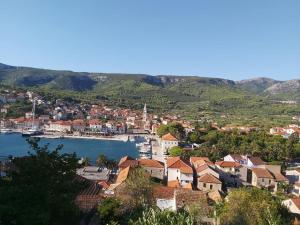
left=48, top=122, right=72, bottom=132
left=167, top=168, right=193, bottom=185
left=283, top=199, right=300, bottom=214
left=161, top=140, right=178, bottom=154
left=292, top=184, right=300, bottom=196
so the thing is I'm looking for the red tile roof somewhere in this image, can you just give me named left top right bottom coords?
left=198, top=174, right=222, bottom=184
left=116, top=166, right=130, bottom=183
left=272, top=172, right=288, bottom=182
left=118, top=156, right=138, bottom=169
left=190, top=156, right=210, bottom=163
left=251, top=168, right=273, bottom=179
left=291, top=198, right=300, bottom=210
left=248, top=157, right=266, bottom=166
left=153, top=186, right=175, bottom=199
left=215, top=161, right=241, bottom=168
left=138, top=159, right=164, bottom=168
left=167, top=157, right=193, bottom=174
left=196, top=164, right=210, bottom=173
left=162, top=133, right=178, bottom=141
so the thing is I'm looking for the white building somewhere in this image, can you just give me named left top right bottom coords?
left=167, top=157, right=193, bottom=186
left=283, top=198, right=300, bottom=215
left=160, top=133, right=178, bottom=154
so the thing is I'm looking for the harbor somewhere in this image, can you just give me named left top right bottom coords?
left=0, top=133, right=140, bottom=162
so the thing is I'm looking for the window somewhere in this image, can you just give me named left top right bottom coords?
left=269, top=179, right=271, bottom=184
left=262, top=178, right=264, bottom=182
left=210, top=184, right=213, bottom=190
left=203, top=183, right=206, bottom=188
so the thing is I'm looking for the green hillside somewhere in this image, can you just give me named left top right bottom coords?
left=1, top=63, right=300, bottom=126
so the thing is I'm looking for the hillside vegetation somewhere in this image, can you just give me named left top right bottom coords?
left=1, top=63, right=300, bottom=126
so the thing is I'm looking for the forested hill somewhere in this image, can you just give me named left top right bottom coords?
left=1, top=62, right=300, bottom=125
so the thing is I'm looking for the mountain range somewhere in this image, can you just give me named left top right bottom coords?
left=1, top=62, right=300, bottom=125
left=1, top=62, right=299, bottom=96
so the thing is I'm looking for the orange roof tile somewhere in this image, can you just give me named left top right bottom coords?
left=138, top=159, right=164, bottom=168
left=215, top=161, right=241, bottom=168
left=292, top=198, right=300, bottom=210
left=167, top=156, right=181, bottom=167
left=248, top=157, right=266, bottom=166
left=251, top=168, right=273, bottom=179
left=198, top=174, right=222, bottom=184
left=118, top=156, right=138, bottom=169
left=190, top=156, right=211, bottom=164
left=153, top=186, right=175, bottom=199
left=196, top=164, right=210, bottom=173
left=167, top=157, right=193, bottom=174
left=272, top=172, right=288, bottom=182
left=116, top=166, right=130, bottom=184
left=162, top=133, right=178, bottom=141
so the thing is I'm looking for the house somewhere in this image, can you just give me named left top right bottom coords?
left=138, top=159, right=165, bottom=180
left=105, top=166, right=131, bottom=195
left=118, top=156, right=138, bottom=171
left=190, top=157, right=213, bottom=168
left=88, top=119, right=103, bottom=131
left=247, top=157, right=266, bottom=168
left=251, top=168, right=275, bottom=188
left=196, top=163, right=219, bottom=178
left=283, top=198, right=300, bottom=214
left=153, top=186, right=176, bottom=211
left=161, top=133, right=178, bottom=154
left=75, top=177, right=103, bottom=212
left=72, top=119, right=86, bottom=132
left=167, top=157, right=193, bottom=186
left=153, top=186, right=209, bottom=215
left=48, top=120, right=72, bottom=132
left=286, top=168, right=300, bottom=184
left=197, top=173, right=222, bottom=192
left=223, top=154, right=247, bottom=165
left=215, top=161, right=248, bottom=185
left=293, top=183, right=300, bottom=196
left=76, top=166, right=110, bottom=182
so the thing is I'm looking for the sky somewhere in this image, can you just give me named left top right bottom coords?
left=0, top=0, right=299, bottom=80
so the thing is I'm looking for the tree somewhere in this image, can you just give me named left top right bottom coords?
left=129, top=207, right=195, bottom=225
left=217, top=188, right=292, bottom=225
left=169, top=146, right=184, bottom=157
left=157, top=123, right=185, bottom=140
left=97, top=197, right=122, bottom=225
left=0, top=138, right=82, bottom=225
left=125, top=167, right=153, bottom=207
left=96, top=154, right=117, bottom=169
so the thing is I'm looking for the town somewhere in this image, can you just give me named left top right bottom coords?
left=2, top=88, right=300, bottom=224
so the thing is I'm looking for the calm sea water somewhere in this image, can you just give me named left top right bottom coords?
left=0, top=134, right=139, bottom=162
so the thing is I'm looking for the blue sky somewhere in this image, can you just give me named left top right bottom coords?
left=0, top=0, right=299, bottom=80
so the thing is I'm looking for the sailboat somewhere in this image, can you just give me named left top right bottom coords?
left=22, top=98, right=43, bottom=137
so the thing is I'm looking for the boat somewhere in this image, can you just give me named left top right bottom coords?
left=139, top=153, right=151, bottom=159
left=136, top=143, right=144, bottom=147
left=22, top=128, right=43, bottom=137
left=22, top=98, right=43, bottom=137
left=0, top=128, right=13, bottom=134
left=129, top=136, right=135, bottom=142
